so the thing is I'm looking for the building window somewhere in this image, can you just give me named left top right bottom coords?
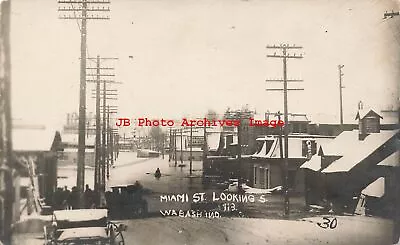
left=253, top=166, right=257, bottom=186
left=257, top=166, right=269, bottom=189
left=259, top=167, right=265, bottom=188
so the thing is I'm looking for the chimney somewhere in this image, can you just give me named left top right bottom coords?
left=355, top=102, right=382, bottom=140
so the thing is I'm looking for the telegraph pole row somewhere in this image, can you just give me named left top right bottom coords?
left=87, top=56, right=119, bottom=206
left=266, top=43, right=304, bottom=217
left=58, top=0, right=111, bottom=208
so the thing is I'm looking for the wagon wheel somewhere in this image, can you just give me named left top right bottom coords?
left=109, top=222, right=126, bottom=245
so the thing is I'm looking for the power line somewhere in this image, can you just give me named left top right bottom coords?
left=266, top=43, right=304, bottom=218
left=58, top=0, right=111, bottom=208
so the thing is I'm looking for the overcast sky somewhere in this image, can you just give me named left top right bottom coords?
left=10, top=0, right=400, bottom=130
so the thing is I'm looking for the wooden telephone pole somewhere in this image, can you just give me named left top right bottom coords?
left=58, top=0, right=111, bottom=208
left=0, top=1, right=13, bottom=244
left=266, top=43, right=303, bottom=217
left=338, top=65, right=344, bottom=126
left=382, top=10, right=400, bottom=244
left=87, top=56, right=119, bottom=204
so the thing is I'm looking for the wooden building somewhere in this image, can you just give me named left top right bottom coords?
left=301, top=109, right=399, bottom=216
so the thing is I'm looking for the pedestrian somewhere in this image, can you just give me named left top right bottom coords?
left=69, top=186, right=79, bottom=209
left=84, top=184, right=94, bottom=209
left=53, top=188, right=63, bottom=210
left=61, top=186, right=71, bottom=209
left=155, top=168, right=161, bottom=178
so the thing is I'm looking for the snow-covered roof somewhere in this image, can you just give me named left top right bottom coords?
left=321, top=130, right=359, bottom=156
left=61, top=133, right=95, bottom=146
left=361, top=177, right=385, bottom=198
left=266, top=113, right=310, bottom=122
left=13, top=128, right=57, bottom=152
left=252, top=135, right=333, bottom=159
left=62, top=148, right=95, bottom=153
left=57, top=227, right=108, bottom=241
left=300, top=155, right=322, bottom=171
left=355, top=109, right=382, bottom=120
left=322, top=130, right=398, bottom=173
left=377, top=151, right=399, bottom=167
left=54, top=209, right=107, bottom=222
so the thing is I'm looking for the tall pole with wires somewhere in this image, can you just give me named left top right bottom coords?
left=338, top=64, right=344, bottom=126
left=266, top=44, right=303, bottom=217
left=87, top=56, right=119, bottom=204
left=58, top=0, right=111, bottom=208
left=382, top=10, right=400, bottom=244
left=0, top=1, right=13, bottom=243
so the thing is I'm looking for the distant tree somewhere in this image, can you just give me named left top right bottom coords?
left=205, top=109, right=218, bottom=120
left=149, top=126, right=165, bottom=151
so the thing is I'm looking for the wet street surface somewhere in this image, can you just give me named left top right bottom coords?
left=12, top=152, right=395, bottom=245
left=12, top=215, right=394, bottom=245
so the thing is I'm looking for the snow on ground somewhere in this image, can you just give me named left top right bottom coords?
left=13, top=215, right=393, bottom=245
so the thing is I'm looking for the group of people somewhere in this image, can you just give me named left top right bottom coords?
left=52, top=184, right=98, bottom=210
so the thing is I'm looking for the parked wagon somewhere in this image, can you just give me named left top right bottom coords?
left=43, top=209, right=127, bottom=245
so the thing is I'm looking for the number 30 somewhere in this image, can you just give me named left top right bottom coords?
left=317, top=217, right=337, bottom=229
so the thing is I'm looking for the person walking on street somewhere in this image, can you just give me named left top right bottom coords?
left=84, top=184, right=94, bottom=209
left=61, top=186, right=71, bottom=209
left=69, top=186, right=79, bottom=210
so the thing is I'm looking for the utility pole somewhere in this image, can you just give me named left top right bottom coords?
left=382, top=10, right=400, bottom=244
left=58, top=0, right=111, bottom=208
left=338, top=65, right=344, bottom=126
left=190, top=125, right=193, bottom=175
left=174, top=129, right=177, bottom=166
left=168, top=130, right=171, bottom=161
left=266, top=43, right=303, bottom=217
left=87, top=57, right=119, bottom=200
left=0, top=1, right=13, bottom=244
left=203, top=122, right=208, bottom=161
left=107, top=105, right=111, bottom=180
left=94, top=55, right=101, bottom=195
left=180, top=128, right=183, bottom=163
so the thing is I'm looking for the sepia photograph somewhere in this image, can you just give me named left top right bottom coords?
left=0, top=0, right=399, bottom=244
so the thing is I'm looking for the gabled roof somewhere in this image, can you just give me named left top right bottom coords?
left=322, top=130, right=398, bottom=173
left=355, top=109, right=383, bottom=120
